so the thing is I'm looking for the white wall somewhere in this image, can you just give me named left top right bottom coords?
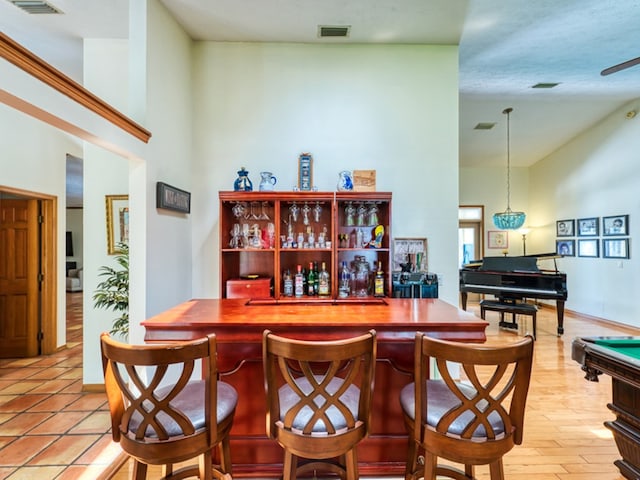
left=191, top=42, right=461, bottom=303
left=141, top=0, right=194, bottom=324
left=82, top=39, right=132, bottom=382
left=528, top=100, right=640, bottom=326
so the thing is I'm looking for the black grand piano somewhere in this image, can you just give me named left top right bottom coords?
left=460, top=254, right=568, bottom=335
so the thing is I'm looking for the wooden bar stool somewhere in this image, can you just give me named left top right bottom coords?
left=262, top=329, right=376, bottom=480
left=100, top=333, right=237, bottom=480
left=400, top=333, right=534, bottom=480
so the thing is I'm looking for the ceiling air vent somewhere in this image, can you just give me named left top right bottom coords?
left=318, top=25, right=351, bottom=38
left=8, top=0, right=62, bottom=14
left=474, top=122, right=496, bottom=130
left=531, top=82, right=560, bottom=89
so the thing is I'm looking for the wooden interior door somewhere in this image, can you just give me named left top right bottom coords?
left=0, top=198, right=40, bottom=357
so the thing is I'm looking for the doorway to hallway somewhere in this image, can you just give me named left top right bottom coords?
left=0, top=187, right=57, bottom=356
left=459, top=205, right=484, bottom=266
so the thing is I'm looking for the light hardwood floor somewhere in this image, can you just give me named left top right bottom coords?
left=112, top=300, right=637, bottom=479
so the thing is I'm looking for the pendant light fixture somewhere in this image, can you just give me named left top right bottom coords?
left=493, top=107, right=526, bottom=230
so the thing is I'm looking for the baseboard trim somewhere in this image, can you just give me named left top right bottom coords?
left=98, top=451, right=128, bottom=480
left=82, top=383, right=106, bottom=393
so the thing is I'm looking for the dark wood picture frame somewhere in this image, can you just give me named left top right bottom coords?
left=556, top=219, right=575, bottom=237
left=577, top=217, right=599, bottom=237
left=578, top=239, right=599, bottom=258
left=603, top=238, right=630, bottom=259
left=602, top=215, right=629, bottom=236
left=556, top=239, right=575, bottom=256
left=156, top=182, right=191, bottom=214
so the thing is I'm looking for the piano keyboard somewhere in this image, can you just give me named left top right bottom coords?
left=463, top=284, right=559, bottom=295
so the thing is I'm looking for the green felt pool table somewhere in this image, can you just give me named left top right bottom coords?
left=572, top=336, right=640, bottom=479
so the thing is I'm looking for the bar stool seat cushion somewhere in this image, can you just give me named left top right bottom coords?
left=128, top=380, right=238, bottom=438
left=278, top=375, right=360, bottom=432
left=399, top=380, right=505, bottom=438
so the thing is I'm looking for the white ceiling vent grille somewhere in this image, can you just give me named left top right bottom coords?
left=318, top=25, right=351, bottom=38
left=8, top=0, right=62, bottom=14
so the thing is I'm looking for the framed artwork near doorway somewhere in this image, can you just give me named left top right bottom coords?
left=487, top=230, right=508, bottom=249
left=106, top=194, right=129, bottom=255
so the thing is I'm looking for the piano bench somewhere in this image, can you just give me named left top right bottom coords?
left=479, top=300, right=537, bottom=339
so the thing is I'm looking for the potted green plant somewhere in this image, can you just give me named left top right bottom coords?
left=93, top=242, right=129, bottom=337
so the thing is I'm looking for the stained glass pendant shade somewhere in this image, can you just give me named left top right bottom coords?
left=493, top=107, right=526, bottom=230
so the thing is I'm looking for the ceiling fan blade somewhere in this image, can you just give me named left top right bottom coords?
left=601, top=56, right=640, bottom=76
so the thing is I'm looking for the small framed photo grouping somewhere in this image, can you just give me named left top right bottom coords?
left=603, top=215, right=629, bottom=236
left=556, top=219, right=574, bottom=237
left=577, top=217, right=599, bottom=236
left=556, top=239, right=575, bottom=257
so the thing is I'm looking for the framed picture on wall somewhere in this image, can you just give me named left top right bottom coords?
left=577, top=217, right=599, bottom=236
left=603, top=238, right=630, bottom=259
left=603, top=215, right=629, bottom=236
left=392, top=237, right=428, bottom=272
left=556, top=239, right=575, bottom=256
left=556, top=219, right=575, bottom=237
left=297, top=153, right=313, bottom=191
left=106, top=194, right=129, bottom=255
left=156, top=182, right=191, bottom=213
left=487, top=230, right=508, bottom=249
left=578, top=239, right=599, bottom=258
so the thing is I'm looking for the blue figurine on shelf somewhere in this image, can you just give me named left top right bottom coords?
left=234, top=167, right=253, bottom=191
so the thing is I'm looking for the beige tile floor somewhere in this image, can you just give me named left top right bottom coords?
left=0, top=292, right=124, bottom=480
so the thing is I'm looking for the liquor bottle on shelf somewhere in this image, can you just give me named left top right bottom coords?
left=374, top=261, right=385, bottom=297
left=354, top=255, right=371, bottom=297
left=313, top=261, right=319, bottom=294
left=283, top=269, right=293, bottom=297
left=338, top=261, right=351, bottom=298
left=302, top=266, right=308, bottom=293
left=307, top=262, right=316, bottom=296
left=294, top=265, right=304, bottom=298
left=318, top=262, right=330, bottom=297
